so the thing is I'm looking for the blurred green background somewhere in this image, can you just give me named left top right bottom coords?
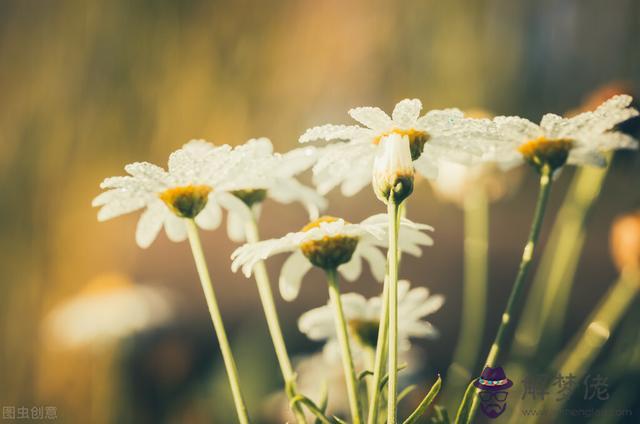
left=1, top=0, right=639, bottom=422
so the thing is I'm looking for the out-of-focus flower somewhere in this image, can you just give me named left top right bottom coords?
left=487, top=95, right=638, bottom=173
left=429, top=108, right=522, bottom=206
left=610, top=210, right=640, bottom=272
left=92, top=142, right=260, bottom=248
left=44, top=273, right=173, bottom=349
left=273, top=351, right=353, bottom=420
left=299, top=98, right=500, bottom=196
left=188, top=138, right=327, bottom=243
left=372, top=133, right=414, bottom=204
left=429, top=160, right=522, bottom=207
left=268, top=347, right=426, bottom=422
left=231, top=214, right=433, bottom=300
left=299, top=280, right=444, bottom=358
left=566, top=82, right=635, bottom=117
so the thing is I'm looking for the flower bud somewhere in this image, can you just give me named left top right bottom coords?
left=610, top=210, right=640, bottom=272
left=372, top=133, right=414, bottom=204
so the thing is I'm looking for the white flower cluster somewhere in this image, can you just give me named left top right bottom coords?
left=94, top=95, right=636, bottom=248
left=93, top=138, right=324, bottom=248
left=93, top=94, right=637, bottom=424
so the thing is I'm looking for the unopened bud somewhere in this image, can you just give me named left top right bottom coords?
left=372, top=133, right=414, bottom=204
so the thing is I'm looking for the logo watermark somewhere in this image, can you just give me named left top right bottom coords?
left=472, top=368, right=632, bottom=420
left=2, top=406, right=57, bottom=420
left=475, top=366, right=513, bottom=418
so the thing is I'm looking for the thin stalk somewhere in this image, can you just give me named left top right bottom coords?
left=458, top=166, right=553, bottom=424
left=512, top=161, right=610, bottom=363
left=444, top=189, right=489, bottom=412
left=365, top=346, right=377, bottom=405
left=366, top=277, right=389, bottom=424
left=326, top=268, right=363, bottom=424
left=387, top=198, right=401, bottom=424
left=366, top=205, right=402, bottom=424
left=244, top=216, right=306, bottom=424
left=185, top=220, right=250, bottom=424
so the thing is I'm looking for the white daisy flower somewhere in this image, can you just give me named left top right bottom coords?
left=230, top=214, right=434, bottom=301
left=44, top=274, right=172, bottom=349
left=298, top=280, right=444, bottom=358
left=430, top=160, right=522, bottom=207
left=92, top=142, right=258, bottom=248
left=185, top=138, right=327, bottom=243
left=299, top=98, right=500, bottom=196
left=486, top=95, right=639, bottom=173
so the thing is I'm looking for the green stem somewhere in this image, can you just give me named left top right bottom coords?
left=366, top=276, right=389, bottom=424
left=512, top=160, right=610, bottom=363
left=458, top=167, right=553, bottom=424
left=444, top=189, right=489, bottom=411
left=244, top=216, right=307, bottom=424
left=326, top=268, right=363, bottom=424
left=365, top=346, right=377, bottom=405
left=185, top=220, right=251, bottom=424
left=387, top=199, right=401, bottom=424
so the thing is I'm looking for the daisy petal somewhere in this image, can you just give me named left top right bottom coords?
left=298, top=306, right=336, bottom=340
left=299, top=124, right=371, bottom=143
left=413, top=154, right=439, bottom=180
left=567, top=148, right=607, bottom=168
left=164, top=214, right=187, bottom=242
left=340, top=167, right=373, bottom=197
left=339, top=247, right=363, bottom=282
left=359, top=244, right=386, bottom=282
left=279, top=250, right=313, bottom=301
left=216, top=192, right=253, bottom=222
left=348, top=106, right=393, bottom=131
left=226, top=210, right=247, bottom=243
left=410, top=294, right=445, bottom=318
left=404, top=321, right=439, bottom=338
left=194, top=197, right=223, bottom=230
left=96, top=196, right=147, bottom=221
left=135, top=201, right=166, bottom=248
left=392, top=99, right=422, bottom=126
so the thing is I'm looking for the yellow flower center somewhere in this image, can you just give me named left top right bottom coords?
left=517, top=137, right=574, bottom=172
left=299, top=216, right=359, bottom=269
left=159, top=185, right=212, bottom=218
left=231, top=188, right=268, bottom=207
left=373, top=128, right=430, bottom=160
left=348, top=319, right=379, bottom=348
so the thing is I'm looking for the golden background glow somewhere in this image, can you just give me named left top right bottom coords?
left=1, top=1, right=638, bottom=422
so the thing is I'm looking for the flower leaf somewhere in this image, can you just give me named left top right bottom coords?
left=358, top=369, right=374, bottom=381
left=314, top=382, right=329, bottom=424
left=379, top=363, right=409, bottom=391
left=398, top=384, right=418, bottom=403
left=453, top=379, right=478, bottom=424
left=290, top=394, right=334, bottom=424
left=429, top=405, right=451, bottom=424
left=402, top=374, right=442, bottom=424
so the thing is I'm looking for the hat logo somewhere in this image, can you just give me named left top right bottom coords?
left=475, top=366, right=513, bottom=419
